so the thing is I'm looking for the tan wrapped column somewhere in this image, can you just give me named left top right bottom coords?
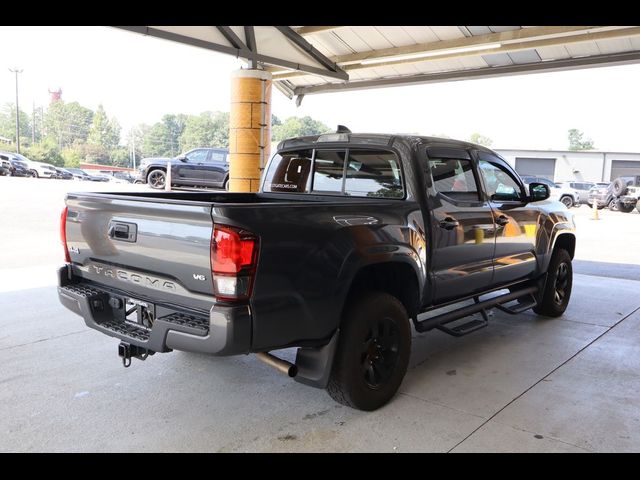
left=229, top=69, right=272, bottom=192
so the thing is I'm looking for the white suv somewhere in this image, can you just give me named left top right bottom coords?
left=520, top=175, right=580, bottom=208
left=21, top=159, right=57, bottom=178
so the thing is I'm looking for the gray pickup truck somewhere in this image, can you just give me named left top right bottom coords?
left=58, top=131, right=576, bottom=410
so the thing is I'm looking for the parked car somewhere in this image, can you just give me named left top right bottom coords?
left=555, top=181, right=596, bottom=205
left=97, top=170, right=135, bottom=183
left=138, top=147, right=229, bottom=190
left=53, top=167, right=74, bottom=180
left=588, top=178, right=639, bottom=213
left=9, top=159, right=31, bottom=177
left=19, top=159, right=57, bottom=178
left=0, top=158, right=10, bottom=176
left=64, top=168, right=110, bottom=182
left=520, top=175, right=580, bottom=208
left=0, top=151, right=33, bottom=177
left=58, top=132, right=576, bottom=411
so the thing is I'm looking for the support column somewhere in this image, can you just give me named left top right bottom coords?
left=229, top=69, right=272, bottom=192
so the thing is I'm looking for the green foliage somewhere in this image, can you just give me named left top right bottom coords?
left=469, top=132, right=493, bottom=147
left=110, top=147, right=131, bottom=167
left=61, top=147, right=82, bottom=167
left=88, top=104, right=120, bottom=151
left=23, top=138, right=64, bottom=166
left=568, top=129, right=594, bottom=151
left=180, top=111, right=229, bottom=152
left=0, top=103, right=32, bottom=146
left=44, top=101, right=93, bottom=148
left=272, top=116, right=331, bottom=142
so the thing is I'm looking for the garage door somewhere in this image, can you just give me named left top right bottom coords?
left=610, top=160, right=640, bottom=185
left=514, top=157, right=557, bottom=181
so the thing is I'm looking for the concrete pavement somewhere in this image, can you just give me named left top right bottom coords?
left=1, top=177, right=640, bottom=452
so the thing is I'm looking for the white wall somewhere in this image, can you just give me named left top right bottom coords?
left=495, top=149, right=640, bottom=182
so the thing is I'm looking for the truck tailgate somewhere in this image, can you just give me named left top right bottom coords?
left=65, top=193, right=215, bottom=311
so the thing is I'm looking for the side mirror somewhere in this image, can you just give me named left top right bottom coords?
left=528, top=182, right=550, bottom=202
left=176, top=155, right=188, bottom=162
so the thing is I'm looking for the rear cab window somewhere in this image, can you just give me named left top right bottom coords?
left=263, top=147, right=404, bottom=199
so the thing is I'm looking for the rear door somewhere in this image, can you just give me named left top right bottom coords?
left=201, top=149, right=228, bottom=187
left=425, top=147, right=496, bottom=303
left=475, top=151, right=539, bottom=285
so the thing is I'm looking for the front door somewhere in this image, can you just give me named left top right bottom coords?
left=176, top=149, right=209, bottom=185
left=426, top=148, right=496, bottom=304
left=476, top=152, right=538, bottom=286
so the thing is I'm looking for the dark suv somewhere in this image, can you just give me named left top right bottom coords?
left=138, top=148, right=229, bottom=190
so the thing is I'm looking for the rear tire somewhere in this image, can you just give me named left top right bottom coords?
left=612, top=178, right=628, bottom=196
left=327, top=291, right=411, bottom=411
left=223, top=177, right=229, bottom=191
left=147, top=169, right=166, bottom=189
left=608, top=198, right=619, bottom=211
left=533, top=248, right=572, bottom=317
left=618, top=203, right=635, bottom=213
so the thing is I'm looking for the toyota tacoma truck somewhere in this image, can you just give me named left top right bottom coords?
left=58, top=131, right=576, bottom=411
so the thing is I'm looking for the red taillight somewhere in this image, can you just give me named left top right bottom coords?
left=60, top=206, right=71, bottom=263
left=211, top=224, right=259, bottom=301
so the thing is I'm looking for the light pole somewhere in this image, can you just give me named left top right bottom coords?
left=8, top=68, right=23, bottom=154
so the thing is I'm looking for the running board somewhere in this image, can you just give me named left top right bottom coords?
left=413, top=286, right=538, bottom=335
left=495, top=293, right=538, bottom=315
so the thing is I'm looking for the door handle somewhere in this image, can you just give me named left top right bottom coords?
left=495, top=215, right=510, bottom=226
left=438, top=217, right=460, bottom=230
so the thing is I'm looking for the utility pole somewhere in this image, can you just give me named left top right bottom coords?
left=32, top=102, right=36, bottom=144
left=131, top=128, right=136, bottom=170
left=8, top=68, right=23, bottom=153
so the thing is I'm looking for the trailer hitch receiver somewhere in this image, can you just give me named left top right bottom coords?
left=118, top=342, right=154, bottom=368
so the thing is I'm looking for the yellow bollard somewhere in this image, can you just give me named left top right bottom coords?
left=474, top=226, right=484, bottom=244
left=591, top=199, right=599, bottom=220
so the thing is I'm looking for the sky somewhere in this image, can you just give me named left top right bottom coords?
left=2, top=25, right=640, bottom=152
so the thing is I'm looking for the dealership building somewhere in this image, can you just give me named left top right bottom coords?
left=495, top=148, right=640, bottom=183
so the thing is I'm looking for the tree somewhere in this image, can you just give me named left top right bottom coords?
left=180, top=111, right=229, bottom=151
left=272, top=116, right=331, bottom=142
left=23, top=138, right=63, bottom=166
left=88, top=104, right=120, bottom=153
left=61, top=147, right=82, bottom=168
left=0, top=103, right=32, bottom=146
left=469, top=132, right=493, bottom=147
left=568, top=129, right=594, bottom=151
left=44, top=101, right=93, bottom=148
left=110, top=147, right=131, bottom=167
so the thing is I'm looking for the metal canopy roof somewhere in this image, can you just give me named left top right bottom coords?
left=115, top=26, right=640, bottom=101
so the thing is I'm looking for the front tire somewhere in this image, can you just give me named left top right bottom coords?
left=147, top=169, right=166, bottom=189
left=533, top=248, right=572, bottom=317
left=327, top=292, right=411, bottom=411
left=560, top=195, right=574, bottom=208
left=30, top=170, right=39, bottom=178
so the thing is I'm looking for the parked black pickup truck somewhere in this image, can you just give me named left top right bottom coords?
left=58, top=132, right=576, bottom=410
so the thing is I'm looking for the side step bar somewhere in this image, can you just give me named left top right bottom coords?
left=413, top=285, right=538, bottom=335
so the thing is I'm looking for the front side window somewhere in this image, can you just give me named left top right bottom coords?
left=185, top=149, right=208, bottom=163
left=478, top=160, right=523, bottom=201
left=428, top=158, right=480, bottom=201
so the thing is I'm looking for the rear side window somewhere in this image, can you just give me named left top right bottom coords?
left=263, top=150, right=313, bottom=193
left=263, top=148, right=404, bottom=198
left=312, top=150, right=346, bottom=193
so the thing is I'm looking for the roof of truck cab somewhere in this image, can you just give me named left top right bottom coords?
left=277, top=133, right=495, bottom=154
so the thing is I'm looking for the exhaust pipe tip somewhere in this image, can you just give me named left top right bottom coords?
left=256, top=352, right=298, bottom=378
